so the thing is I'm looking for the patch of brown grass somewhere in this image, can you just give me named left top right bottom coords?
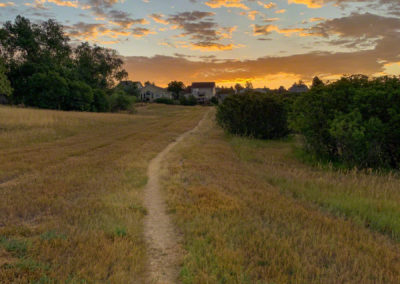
left=162, top=109, right=400, bottom=283
left=0, top=104, right=207, bottom=282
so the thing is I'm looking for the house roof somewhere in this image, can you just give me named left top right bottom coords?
left=191, top=82, right=216, bottom=88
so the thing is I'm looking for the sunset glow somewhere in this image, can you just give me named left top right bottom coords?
left=2, top=0, right=400, bottom=87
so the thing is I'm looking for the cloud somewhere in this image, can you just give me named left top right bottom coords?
left=191, top=42, right=240, bottom=51
left=205, top=0, right=249, bottom=10
left=287, top=0, right=400, bottom=15
left=132, top=27, right=155, bottom=37
left=66, top=21, right=155, bottom=41
left=0, top=1, right=15, bottom=7
left=309, top=17, right=325, bottom=22
left=253, top=24, right=306, bottom=36
left=149, top=13, right=169, bottom=25
left=275, top=9, right=286, bottom=13
left=167, top=11, right=239, bottom=52
left=107, top=10, right=148, bottom=28
left=123, top=13, right=400, bottom=86
left=257, top=1, right=277, bottom=9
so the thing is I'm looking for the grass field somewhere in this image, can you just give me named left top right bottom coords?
left=0, top=105, right=207, bottom=283
left=162, top=109, right=400, bottom=283
left=2, top=104, right=400, bottom=283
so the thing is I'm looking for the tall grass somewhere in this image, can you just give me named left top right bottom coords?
left=162, top=110, right=400, bottom=283
left=0, top=105, right=207, bottom=282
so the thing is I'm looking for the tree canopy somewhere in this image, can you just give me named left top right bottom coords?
left=0, top=15, right=130, bottom=112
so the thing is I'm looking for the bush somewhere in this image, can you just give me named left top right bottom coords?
left=290, top=75, right=400, bottom=169
left=154, top=97, right=174, bottom=105
left=216, top=93, right=289, bottom=139
left=179, top=95, right=197, bottom=106
left=109, top=90, right=136, bottom=112
left=25, top=71, right=69, bottom=109
left=92, top=88, right=110, bottom=112
left=210, top=96, right=219, bottom=105
left=66, top=80, right=93, bottom=111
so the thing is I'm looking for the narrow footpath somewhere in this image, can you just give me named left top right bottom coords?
left=143, top=110, right=209, bottom=284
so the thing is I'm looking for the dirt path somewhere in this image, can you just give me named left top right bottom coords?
left=143, top=110, right=209, bottom=284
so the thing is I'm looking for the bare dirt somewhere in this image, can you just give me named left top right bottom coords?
left=143, top=111, right=209, bottom=284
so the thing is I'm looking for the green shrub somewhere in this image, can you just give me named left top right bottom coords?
left=210, top=96, right=218, bottom=105
left=290, top=75, right=400, bottom=169
left=92, top=88, right=110, bottom=112
left=154, top=97, right=174, bottom=104
left=109, top=90, right=136, bottom=112
left=216, top=93, right=289, bottom=139
left=66, top=80, right=93, bottom=111
left=179, top=95, right=197, bottom=106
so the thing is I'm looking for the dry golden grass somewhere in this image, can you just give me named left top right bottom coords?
left=162, top=109, right=400, bottom=283
left=0, top=104, right=207, bottom=283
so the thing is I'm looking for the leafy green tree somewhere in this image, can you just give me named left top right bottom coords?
left=0, top=60, right=12, bottom=97
left=0, top=15, right=130, bottom=113
left=234, top=83, right=243, bottom=93
left=92, top=89, right=110, bottom=112
left=245, top=81, right=253, bottom=89
left=167, top=81, right=185, bottom=100
left=74, top=42, right=128, bottom=90
left=290, top=75, right=400, bottom=169
left=25, top=71, right=68, bottom=109
left=66, top=81, right=93, bottom=111
left=311, top=76, right=324, bottom=89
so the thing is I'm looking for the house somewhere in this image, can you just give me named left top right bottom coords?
left=190, top=82, right=216, bottom=103
left=118, top=80, right=143, bottom=90
left=140, top=84, right=172, bottom=102
left=288, top=82, right=309, bottom=93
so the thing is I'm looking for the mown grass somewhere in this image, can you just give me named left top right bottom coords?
left=162, top=109, right=400, bottom=283
left=0, top=104, right=207, bottom=282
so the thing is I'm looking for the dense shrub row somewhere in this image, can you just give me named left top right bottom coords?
left=291, top=75, right=400, bottom=169
left=217, top=75, right=400, bottom=169
left=216, top=92, right=289, bottom=139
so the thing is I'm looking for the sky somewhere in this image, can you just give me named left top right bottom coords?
left=1, top=0, right=400, bottom=88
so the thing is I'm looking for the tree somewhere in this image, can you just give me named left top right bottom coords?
left=74, top=42, right=128, bottom=90
left=311, top=76, right=324, bottom=89
left=234, top=83, right=243, bottom=93
left=290, top=75, right=400, bottom=169
left=245, top=81, right=253, bottom=89
left=0, top=60, right=12, bottom=97
left=167, top=81, right=185, bottom=100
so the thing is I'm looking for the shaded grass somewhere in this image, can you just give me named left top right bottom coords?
left=161, top=109, right=400, bottom=283
left=0, top=104, right=207, bottom=282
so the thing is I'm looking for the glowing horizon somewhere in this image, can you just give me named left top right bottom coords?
left=1, top=0, right=400, bottom=88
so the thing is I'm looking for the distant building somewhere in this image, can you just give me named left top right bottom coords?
left=288, top=82, right=309, bottom=93
left=190, top=82, right=216, bottom=103
left=118, top=80, right=143, bottom=90
left=254, top=88, right=271, bottom=94
left=140, top=84, right=172, bottom=102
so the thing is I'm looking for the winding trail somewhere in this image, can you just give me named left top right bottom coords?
left=143, top=111, right=209, bottom=284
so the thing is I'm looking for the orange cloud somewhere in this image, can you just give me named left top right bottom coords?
left=191, top=42, right=243, bottom=51
left=275, top=9, right=286, bottom=14
left=149, top=14, right=169, bottom=25
left=253, top=24, right=307, bottom=36
left=47, top=0, right=78, bottom=7
left=257, top=1, right=277, bottom=9
left=0, top=1, right=15, bottom=7
left=288, top=0, right=324, bottom=8
left=310, top=17, right=325, bottom=22
left=205, top=0, right=249, bottom=10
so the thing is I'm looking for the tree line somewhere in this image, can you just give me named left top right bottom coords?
left=0, top=16, right=135, bottom=112
left=217, top=75, right=400, bottom=170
